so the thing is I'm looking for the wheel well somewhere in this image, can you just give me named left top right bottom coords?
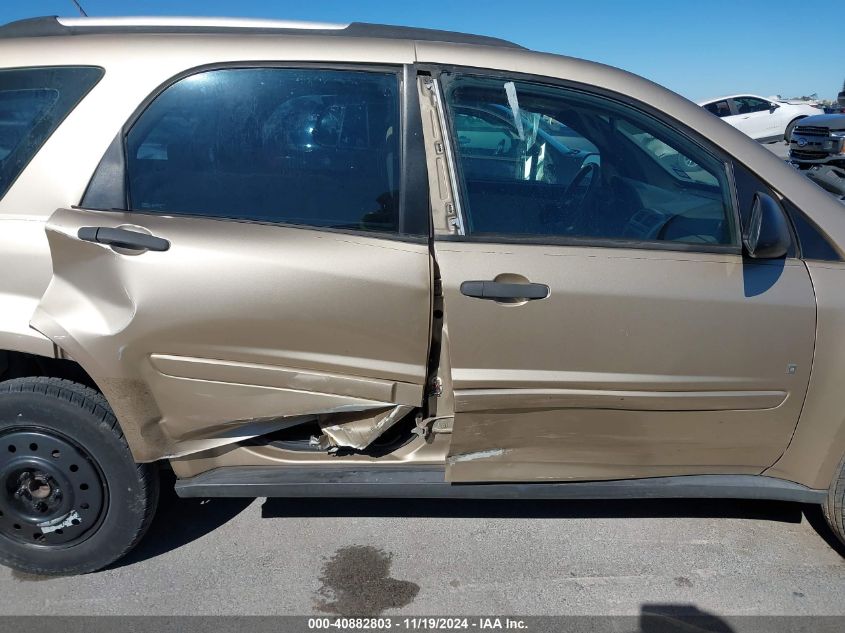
left=0, top=350, right=97, bottom=391
left=0, top=350, right=173, bottom=472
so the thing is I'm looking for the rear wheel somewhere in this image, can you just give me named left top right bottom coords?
left=823, top=453, right=845, bottom=552
left=0, top=377, right=158, bottom=575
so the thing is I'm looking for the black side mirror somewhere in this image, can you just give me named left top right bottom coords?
left=743, top=192, right=791, bottom=259
left=769, top=103, right=780, bottom=113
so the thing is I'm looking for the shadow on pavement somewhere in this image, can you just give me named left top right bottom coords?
left=105, top=470, right=253, bottom=571
left=802, top=505, right=845, bottom=557
left=640, top=604, right=735, bottom=632
left=261, top=496, right=804, bottom=523
left=96, top=475, right=841, bottom=572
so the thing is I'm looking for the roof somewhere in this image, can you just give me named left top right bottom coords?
left=0, top=15, right=524, bottom=49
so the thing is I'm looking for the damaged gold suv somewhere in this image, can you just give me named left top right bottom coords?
left=2, top=16, right=845, bottom=575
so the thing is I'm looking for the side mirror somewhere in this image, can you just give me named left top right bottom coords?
left=743, top=192, right=791, bottom=259
left=769, top=103, right=780, bottom=113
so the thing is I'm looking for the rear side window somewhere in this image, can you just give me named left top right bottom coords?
left=704, top=100, right=731, bottom=118
left=126, top=68, right=401, bottom=234
left=0, top=66, right=103, bottom=201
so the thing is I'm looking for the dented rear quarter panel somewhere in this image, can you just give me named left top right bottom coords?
left=0, top=217, right=55, bottom=357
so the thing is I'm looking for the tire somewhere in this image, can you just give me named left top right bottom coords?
left=823, top=453, right=845, bottom=550
left=0, top=377, right=158, bottom=575
left=784, top=117, right=803, bottom=143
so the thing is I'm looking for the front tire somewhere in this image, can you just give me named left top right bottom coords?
left=0, top=377, right=158, bottom=575
left=823, top=454, right=845, bottom=552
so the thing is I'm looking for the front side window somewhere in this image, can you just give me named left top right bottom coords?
left=732, top=96, right=771, bottom=114
left=0, top=66, right=103, bottom=200
left=444, top=75, right=737, bottom=247
left=127, top=68, right=401, bottom=233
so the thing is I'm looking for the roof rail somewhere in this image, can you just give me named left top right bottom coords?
left=56, top=16, right=349, bottom=30
left=0, top=16, right=524, bottom=49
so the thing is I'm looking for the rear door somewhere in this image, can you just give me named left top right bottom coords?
left=32, top=65, right=432, bottom=461
left=703, top=99, right=733, bottom=120
left=431, top=72, right=816, bottom=482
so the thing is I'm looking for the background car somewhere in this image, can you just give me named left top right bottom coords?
left=699, top=94, right=821, bottom=142
left=788, top=108, right=845, bottom=199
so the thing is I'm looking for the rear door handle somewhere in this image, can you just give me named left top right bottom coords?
left=460, top=280, right=550, bottom=301
left=78, top=227, right=170, bottom=252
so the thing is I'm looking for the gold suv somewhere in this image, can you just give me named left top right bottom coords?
left=1, top=16, right=845, bottom=575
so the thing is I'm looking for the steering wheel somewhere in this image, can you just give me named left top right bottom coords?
left=560, top=162, right=600, bottom=232
left=656, top=213, right=682, bottom=241
left=656, top=213, right=718, bottom=244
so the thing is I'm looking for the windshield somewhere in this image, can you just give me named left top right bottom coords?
left=614, top=119, right=719, bottom=186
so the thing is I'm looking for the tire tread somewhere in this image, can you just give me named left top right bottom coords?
left=823, top=452, right=845, bottom=547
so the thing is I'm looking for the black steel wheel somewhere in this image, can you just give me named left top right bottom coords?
left=0, top=377, right=158, bottom=575
left=0, top=428, right=106, bottom=547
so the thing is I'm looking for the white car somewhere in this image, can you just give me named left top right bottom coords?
left=698, top=94, right=821, bottom=143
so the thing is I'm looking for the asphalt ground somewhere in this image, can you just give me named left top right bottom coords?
left=764, top=140, right=790, bottom=160
left=1, top=474, right=843, bottom=618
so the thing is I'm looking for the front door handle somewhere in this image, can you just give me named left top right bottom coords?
left=78, top=227, right=170, bottom=252
left=460, top=280, right=550, bottom=301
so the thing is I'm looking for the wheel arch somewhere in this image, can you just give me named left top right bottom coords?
left=0, top=342, right=168, bottom=464
left=0, top=348, right=98, bottom=390
left=784, top=115, right=807, bottom=140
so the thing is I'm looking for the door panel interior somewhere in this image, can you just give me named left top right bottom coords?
left=32, top=207, right=432, bottom=461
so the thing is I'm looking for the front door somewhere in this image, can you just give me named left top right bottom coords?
left=729, top=96, right=777, bottom=140
left=432, top=73, right=816, bottom=482
left=32, top=65, right=432, bottom=462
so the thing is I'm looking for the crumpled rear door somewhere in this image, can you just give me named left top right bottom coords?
left=32, top=207, right=432, bottom=461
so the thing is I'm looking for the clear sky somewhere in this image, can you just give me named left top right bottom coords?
left=1, top=0, right=840, bottom=102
